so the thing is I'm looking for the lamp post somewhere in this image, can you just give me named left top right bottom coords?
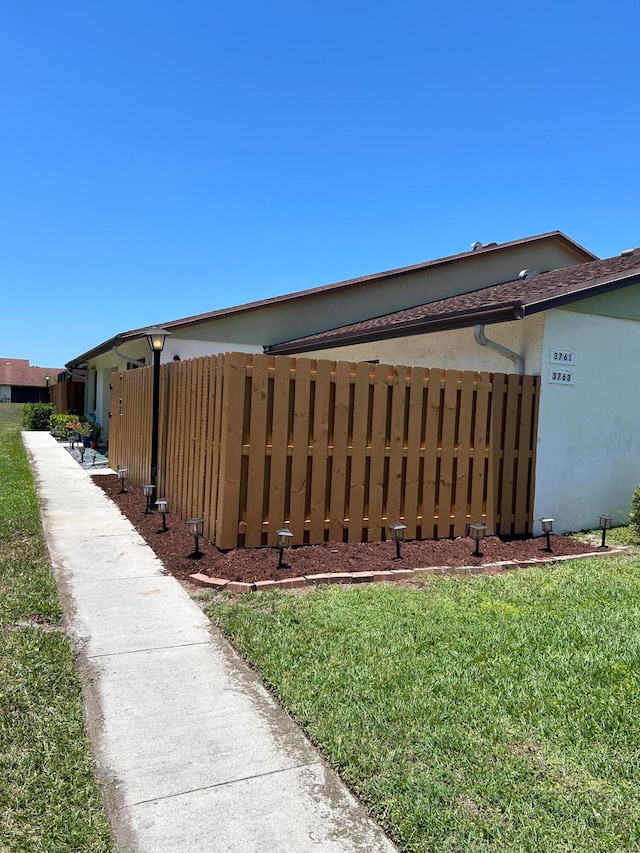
left=468, top=523, right=487, bottom=558
left=143, top=327, right=171, bottom=488
left=387, top=522, right=407, bottom=561
left=540, top=518, right=554, bottom=552
left=599, top=514, right=612, bottom=548
left=44, top=374, right=50, bottom=402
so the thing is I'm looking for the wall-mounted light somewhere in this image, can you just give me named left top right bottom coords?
left=276, top=528, right=293, bottom=569
left=155, top=498, right=169, bottom=532
left=599, top=514, right=612, bottom=548
left=142, top=483, right=155, bottom=514
left=387, top=522, right=407, bottom=561
left=187, top=518, right=204, bottom=558
left=540, top=518, right=554, bottom=552
left=468, top=523, right=487, bottom=558
left=117, top=467, right=127, bottom=493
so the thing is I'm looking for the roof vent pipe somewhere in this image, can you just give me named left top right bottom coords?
left=519, top=269, right=538, bottom=280
left=474, top=325, right=524, bottom=375
left=470, top=241, right=483, bottom=251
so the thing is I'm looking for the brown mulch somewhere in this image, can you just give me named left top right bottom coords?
left=92, top=474, right=608, bottom=585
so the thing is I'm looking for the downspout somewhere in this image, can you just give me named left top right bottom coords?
left=474, top=325, right=524, bottom=375
left=112, top=346, right=147, bottom=368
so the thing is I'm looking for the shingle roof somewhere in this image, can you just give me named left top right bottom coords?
left=67, top=231, right=596, bottom=366
left=266, top=252, right=640, bottom=355
left=0, top=358, right=62, bottom=387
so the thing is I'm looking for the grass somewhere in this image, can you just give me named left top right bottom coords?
left=0, top=404, right=113, bottom=852
left=207, top=556, right=640, bottom=852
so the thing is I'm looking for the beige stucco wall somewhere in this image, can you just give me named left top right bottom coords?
left=534, top=307, right=640, bottom=534
left=298, top=314, right=546, bottom=375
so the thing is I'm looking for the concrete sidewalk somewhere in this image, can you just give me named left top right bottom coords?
left=24, top=433, right=398, bottom=853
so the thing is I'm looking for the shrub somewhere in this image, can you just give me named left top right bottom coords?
left=21, top=403, right=56, bottom=431
left=630, top=486, right=640, bottom=539
left=49, top=413, right=80, bottom=439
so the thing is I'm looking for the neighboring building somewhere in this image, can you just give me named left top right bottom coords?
left=0, top=358, right=61, bottom=404
left=66, top=231, right=596, bottom=438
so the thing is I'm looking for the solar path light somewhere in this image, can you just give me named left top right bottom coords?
left=155, top=498, right=169, bottom=532
left=142, top=483, right=155, bottom=514
left=387, top=522, right=407, bottom=561
left=599, top=514, right=612, bottom=548
left=468, top=523, right=487, bottom=558
left=540, top=518, right=554, bottom=552
left=117, top=466, right=127, bottom=493
left=276, top=528, right=293, bottom=569
left=187, top=518, right=204, bottom=558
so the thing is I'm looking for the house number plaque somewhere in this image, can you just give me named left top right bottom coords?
left=549, top=348, right=576, bottom=365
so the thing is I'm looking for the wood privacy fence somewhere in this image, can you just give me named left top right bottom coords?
left=109, top=352, right=540, bottom=550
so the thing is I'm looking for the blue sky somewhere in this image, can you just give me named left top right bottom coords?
left=2, top=1, right=639, bottom=368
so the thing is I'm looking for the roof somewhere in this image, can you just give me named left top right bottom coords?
left=265, top=251, right=640, bottom=355
left=67, top=231, right=597, bottom=366
left=0, top=358, right=62, bottom=387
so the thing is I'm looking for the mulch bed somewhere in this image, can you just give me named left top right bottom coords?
left=92, top=474, right=607, bottom=585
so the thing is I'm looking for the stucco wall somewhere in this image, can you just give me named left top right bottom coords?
left=300, top=314, right=545, bottom=374
left=533, top=308, right=640, bottom=534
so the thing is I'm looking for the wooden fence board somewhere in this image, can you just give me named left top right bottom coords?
left=453, top=371, right=475, bottom=536
left=386, top=366, right=406, bottom=532
left=309, top=359, right=331, bottom=542
left=290, top=358, right=311, bottom=542
left=348, top=361, right=371, bottom=542
left=437, top=370, right=459, bottom=538
left=216, top=353, right=248, bottom=549
left=421, top=369, right=441, bottom=540
left=368, top=363, right=389, bottom=541
left=403, top=368, right=424, bottom=540
left=245, top=355, right=270, bottom=547
left=266, top=356, right=292, bottom=544
left=328, top=360, right=351, bottom=542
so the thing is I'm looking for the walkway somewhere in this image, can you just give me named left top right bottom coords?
left=24, top=433, right=397, bottom=853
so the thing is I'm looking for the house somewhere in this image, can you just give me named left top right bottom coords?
left=0, top=358, right=62, bottom=404
left=66, top=231, right=595, bottom=438
left=266, top=250, right=640, bottom=535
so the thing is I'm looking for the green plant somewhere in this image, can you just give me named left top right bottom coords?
left=49, top=413, right=80, bottom=439
left=67, top=419, right=92, bottom=437
left=630, top=486, right=640, bottom=538
left=21, top=403, right=56, bottom=431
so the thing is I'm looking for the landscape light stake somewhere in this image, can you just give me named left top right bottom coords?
left=117, top=467, right=127, bottom=493
left=142, top=484, right=155, bottom=514
left=276, top=528, right=293, bottom=569
left=79, top=446, right=85, bottom=463
left=187, top=518, right=204, bottom=558
left=469, top=523, right=487, bottom=558
left=155, top=499, right=169, bottom=532
left=540, top=518, right=554, bottom=552
left=387, top=522, right=407, bottom=561
left=599, top=514, right=612, bottom=548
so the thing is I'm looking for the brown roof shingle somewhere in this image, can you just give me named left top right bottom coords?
left=0, top=358, right=62, bottom=387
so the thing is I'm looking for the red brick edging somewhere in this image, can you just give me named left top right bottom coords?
left=189, top=548, right=627, bottom=593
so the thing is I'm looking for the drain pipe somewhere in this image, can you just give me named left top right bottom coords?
left=112, top=346, right=146, bottom=368
left=474, top=325, right=524, bottom=375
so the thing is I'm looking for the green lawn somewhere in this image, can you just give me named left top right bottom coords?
left=207, top=556, right=640, bottom=852
left=0, top=404, right=113, bottom=852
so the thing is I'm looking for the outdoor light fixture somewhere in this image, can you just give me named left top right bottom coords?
left=599, top=514, right=613, bottom=548
left=540, top=518, right=554, bottom=552
left=276, top=528, right=293, bottom=569
left=155, top=498, right=169, bottom=532
left=387, top=522, right=407, bottom=561
left=142, top=483, right=155, bottom=514
left=468, top=523, right=487, bottom=558
left=142, top=327, right=172, bottom=489
left=79, top=446, right=85, bottom=462
left=187, top=518, right=204, bottom=558
left=117, top=467, right=127, bottom=493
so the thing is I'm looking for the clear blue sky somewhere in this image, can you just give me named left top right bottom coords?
left=2, top=0, right=639, bottom=369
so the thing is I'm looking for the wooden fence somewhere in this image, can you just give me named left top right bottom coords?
left=109, top=352, right=540, bottom=550
left=51, top=379, right=85, bottom=415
